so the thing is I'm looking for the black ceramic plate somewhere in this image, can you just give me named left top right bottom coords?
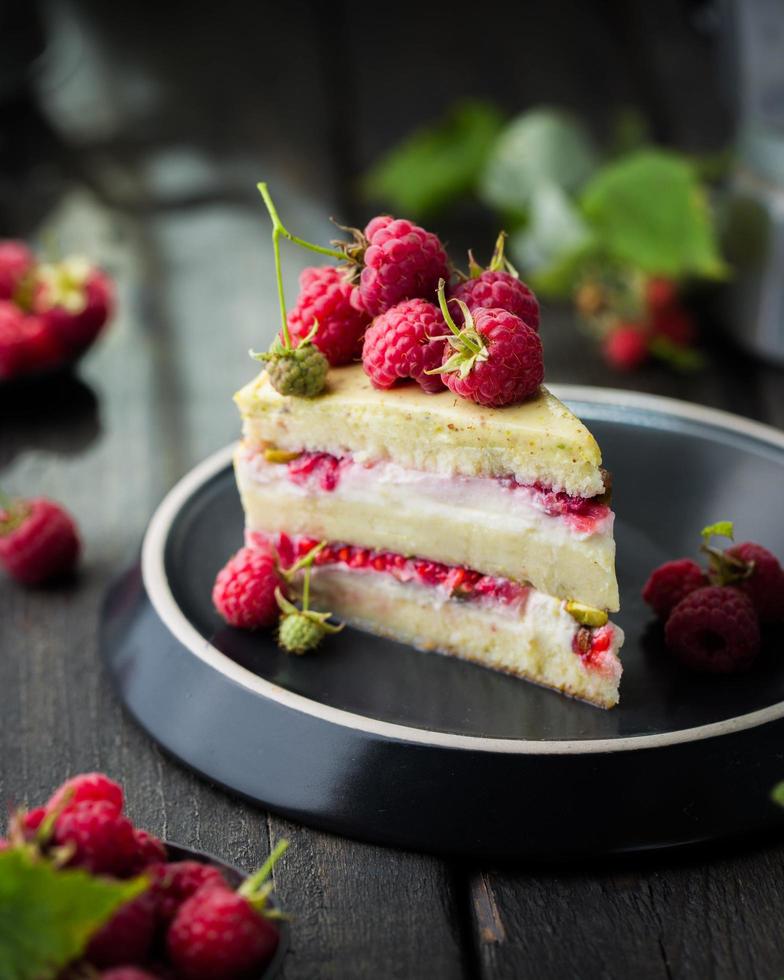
left=101, top=386, right=784, bottom=860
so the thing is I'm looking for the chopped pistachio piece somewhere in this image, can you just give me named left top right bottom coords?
left=565, top=600, right=608, bottom=628
left=264, top=447, right=301, bottom=464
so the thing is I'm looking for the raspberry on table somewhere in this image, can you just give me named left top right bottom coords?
left=212, top=546, right=283, bottom=629
left=46, top=772, right=124, bottom=816
left=129, top=828, right=167, bottom=871
left=53, top=799, right=138, bottom=876
left=149, top=859, right=228, bottom=923
left=0, top=497, right=81, bottom=586
left=32, top=259, right=114, bottom=354
left=664, top=585, right=760, bottom=673
left=0, top=240, right=35, bottom=301
left=642, top=558, right=707, bottom=619
left=167, top=884, right=280, bottom=980
left=85, top=890, right=157, bottom=968
left=286, top=265, right=369, bottom=366
left=361, top=298, right=447, bottom=393
left=0, top=300, right=28, bottom=379
left=358, top=216, right=449, bottom=317
left=727, top=541, right=784, bottom=623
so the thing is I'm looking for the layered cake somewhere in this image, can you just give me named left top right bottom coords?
left=234, top=365, right=623, bottom=708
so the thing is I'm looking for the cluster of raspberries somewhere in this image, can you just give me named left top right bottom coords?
left=284, top=218, right=544, bottom=408
left=643, top=525, right=784, bottom=672
left=0, top=240, right=113, bottom=382
left=2, top=772, right=283, bottom=979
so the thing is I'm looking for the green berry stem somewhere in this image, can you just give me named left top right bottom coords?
left=301, top=562, right=312, bottom=611
left=238, top=838, right=289, bottom=902
left=436, top=279, right=483, bottom=355
left=257, top=182, right=346, bottom=350
left=281, top=541, right=326, bottom=579
left=257, top=183, right=292, bottom=349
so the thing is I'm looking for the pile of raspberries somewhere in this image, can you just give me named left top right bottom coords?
left=643, top=523, right=784, bottom=672
left=2, top=772, right=284, bottom=979
left=0, top=239, right=113, bottom=382
left=285, top=217, right=544, bottom=408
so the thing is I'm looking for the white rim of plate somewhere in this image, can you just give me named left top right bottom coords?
left=141, top=385, right=784, bottom=756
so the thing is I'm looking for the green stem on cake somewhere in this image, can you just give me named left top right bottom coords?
left=301, top=564, right=312, bottom=611
left=436, top=279, right=483, bottom=355
left=257, top=183, right=345, bottom=350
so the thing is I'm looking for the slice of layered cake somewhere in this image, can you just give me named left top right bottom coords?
left=234, top=365, right=623, bottom=708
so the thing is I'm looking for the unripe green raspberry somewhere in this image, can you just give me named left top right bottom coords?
left=278, top=612, right=325, bottom=654
left=266, top=343, right=328, bottom=397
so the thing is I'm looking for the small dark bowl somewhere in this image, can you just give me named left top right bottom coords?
left=161, top=842, right=289, bottom=979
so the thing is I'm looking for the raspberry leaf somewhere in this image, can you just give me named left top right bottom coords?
left=0, top=848, right=147, bottom=980
left=580, top=150, right=727, bottom=279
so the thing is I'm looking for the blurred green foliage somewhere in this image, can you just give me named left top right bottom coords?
left=361, top=100, right=504, bottom=219
left=363, top=104, right=728, bottom=298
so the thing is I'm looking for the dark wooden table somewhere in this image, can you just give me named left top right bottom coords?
left=3, top=3, right=784, bottom=977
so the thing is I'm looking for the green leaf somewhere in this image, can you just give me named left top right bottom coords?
left=0, top=849, right=147, bottom=980
left=701, top=521, right=734, bottom=542
left=479, top=108, right=599, bottom=213
left=771, top=782, right=784, bottom=808
left=362, top=100, right=504, bottom=218
left=580, top=150, right=728, bottom=279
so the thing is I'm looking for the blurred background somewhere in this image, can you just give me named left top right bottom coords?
left=1, top=0, right=783, bottom=482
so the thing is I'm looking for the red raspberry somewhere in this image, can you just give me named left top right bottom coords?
left=33, top=260, right=114, bottom=354
left=665, top=586, right=760, bottom=672
left=361, top=298, right=447, bottom=394
left=438, top=305, right=543, bottom=407
left=0, top=240, right=34, bottom=301
left=129, top=828, right=167, bottom=871
left=642, top=559, right=708, bottom=618
left=149, top=860, right=227, bottom=923
left=46, top=772, right=123, bottom=816
left=86, top=890, right=157, bottom=968
left=101, top=969, right=162, bottom=980
left=450, top=270, right=539, bottom=330
left=212, top=545, right=282, bottom=629
left=53, top=800, right=138, bottom=876
left=603, top=324, right=648, bottom=371
left=726, top=542, right=784, bottom=623
left=23, top=807, right=46, bottom=834
left=0, top=497, right=81, bottom=586
left=285, top=266, right=369, bottom=366
left=167, top=884, right=280, bottom=980
left=0, top=300, right=27, bottom=379
left=358, top=217, right=449, bottom=317
left=18, top=315, right=65, bottom=373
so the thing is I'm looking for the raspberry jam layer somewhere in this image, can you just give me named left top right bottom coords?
left=249, top=531, right=619, bottom=675
left=267, top=450, right=612, bottom=536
